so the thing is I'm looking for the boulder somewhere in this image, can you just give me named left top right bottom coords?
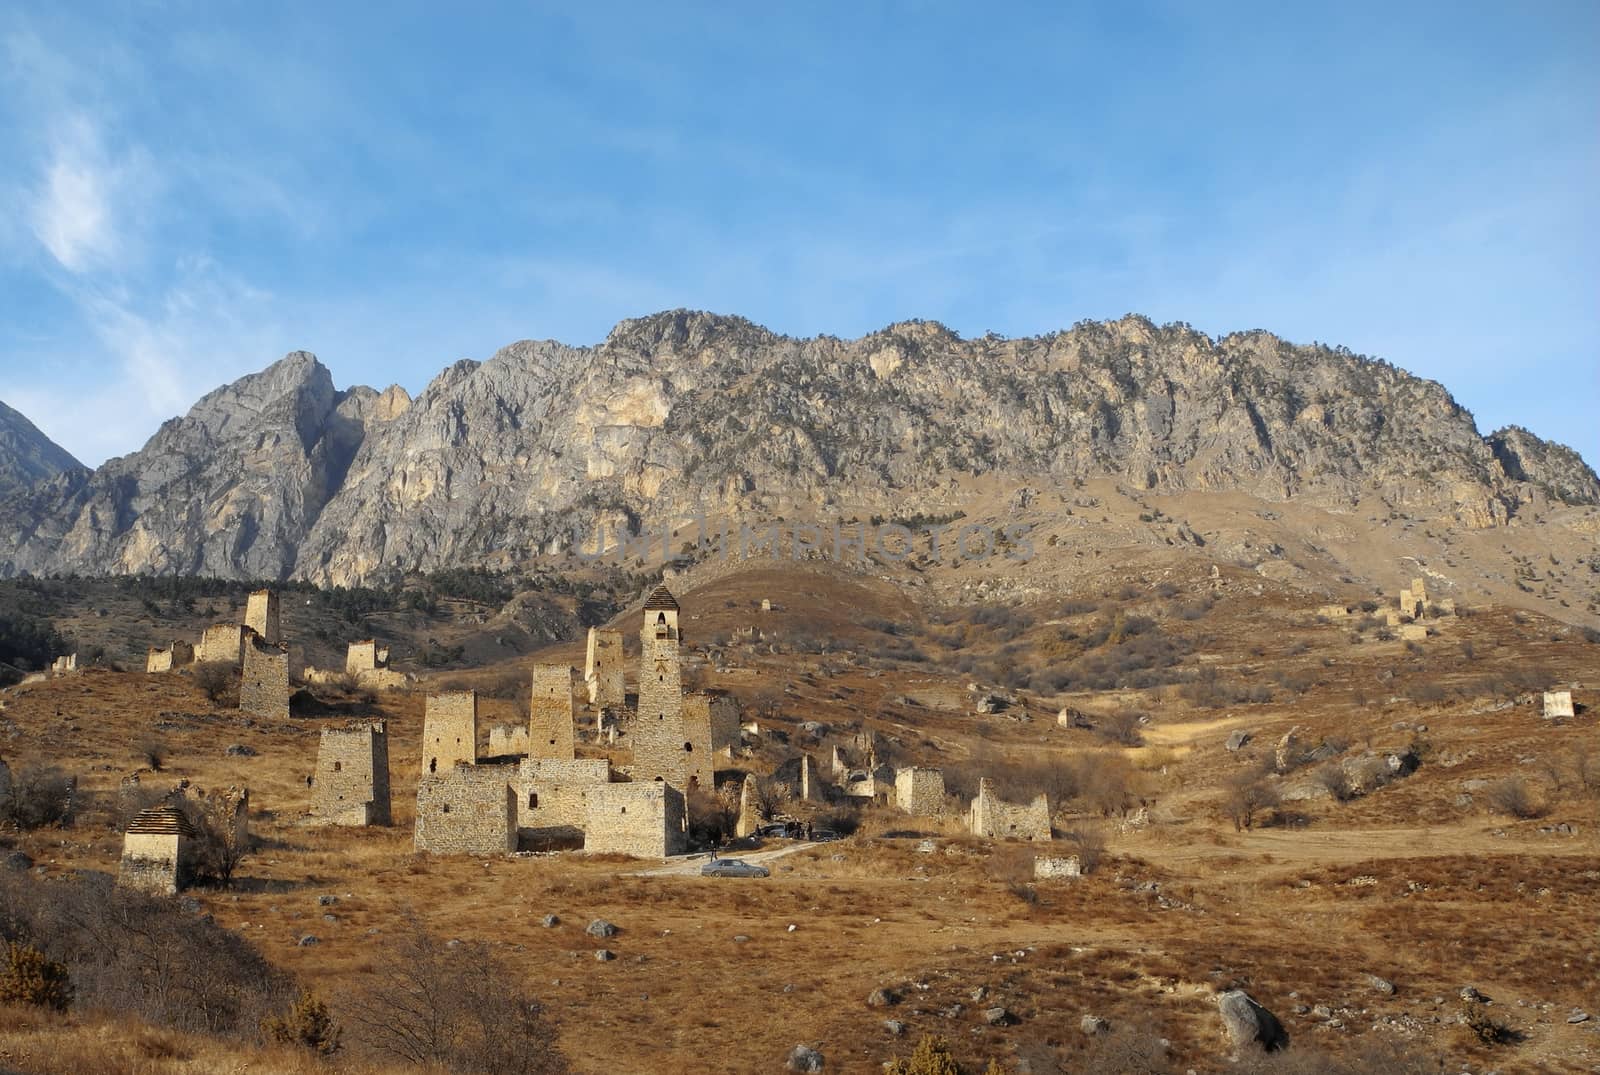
left=1216, top=990, right=1287, bottom=1053
left=867, top=987, right=899, bottom=1008
left=585, top=919, right=618, bottom=938
left=787, top=1045, right=825, bottom=1072
left=541, top=914, right=560, bottom=928
left=594, top=949, right=615, bottom=962
left=1080, top=1014, right=1109, bottom=1035
left=983, top=1006, right=1013, bottom=1026
left=1225, top=729, right=1252, bottom=752
left=1365, top=974, right=1396, bottom=996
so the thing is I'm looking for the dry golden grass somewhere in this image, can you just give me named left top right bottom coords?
left=2, top=574, right=1598, bottom=1073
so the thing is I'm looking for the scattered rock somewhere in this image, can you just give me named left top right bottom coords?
left=1225, top=730, right=1252, bottom=752
left=297, top=934, right=319, bottom=947
left=983, top=1006, right=1013, bottom=1026
left=541, top=914, right=560, bottom=928
left=317, top=894, right=338, bottom=906
left=867, top=988, right=899, bottom=1008
left=787, top=1044, right=825, bottom=1072
left=733, top=934, right=750, bottom=943
left=1365, top=974, right=1396, bottom=996
left=322, top=913, right=339, bottom=923
left=586, top=919, right=617, bottom=939
left=594, top=949, right=615, bottom=962
left=969, top=986, right=987, bottom=1002
left=1569, top=1010, right=1590, bottom=1024
left=1216, top=990, right=1287, bottom=1053
left=883, top=1019, right=906, bottom=1036
left=1460, top=986, right=1488, bottom=1004
left=224, top=743, right=257, bottom=757
left=2, top=850, right=32, bottom=871
left=1080, top=1014, right=1109, bottom=1035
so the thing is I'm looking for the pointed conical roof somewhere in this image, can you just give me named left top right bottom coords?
left=642, top=585, right=679, bottom=612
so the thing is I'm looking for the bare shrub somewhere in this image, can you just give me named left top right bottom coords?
left=194, top=662, right=236, bottom=705
left=1080, top=1021, right=1172, bottom=1074
left=138, top=739, right=166, bottom=772
left=1094, top=709, right=1144, bottom=747
left=1460, top=1000, right=1521, bottom=1045
left=182, top=793, right=252, bottom=889
left=1223, top=767, right=1281, bottom=831
left=1083, top=755, right=1140, bottom=818
left=1314, top=762, right=1355, bottom=803
left=0, top=869, right=291, bottom=1036
left=347, top=921, right=568, bottom=1074
left=1484, top=777, right=1542, bottom=819
left=0, top=765, right=75, bottom=831
left=1063, top=824, right=1107, bottom=875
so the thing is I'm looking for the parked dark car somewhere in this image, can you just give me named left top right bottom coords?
left=701, top=858, right=771, bottom=878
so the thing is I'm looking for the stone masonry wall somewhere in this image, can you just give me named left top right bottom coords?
left=312, top=722, right=391, bottom=825
left=421, top=691, right=478, bottom=777
left=414, top=765, right=515, bottom=855
left=895, top=767, right=945, bottom=816
left=969, top=778, right=1051, bottom=841
left=118, top=832, right=190, bottom=895
left=582, top=781, right=685, bottom=858
left=240, top=636, right=290, bottom=721
left=245, top=589, right=281, bottom=645
left=145, top=641, right=194, bottom=673
left=515, top=757, right=610, bottom=842
left=632, top=611, right=689, bottom=789
left=197, top=623, right=246, bottom=667
left=529, top=664, right=576, bottom=759
left=584, top=628, right=625, bottom=707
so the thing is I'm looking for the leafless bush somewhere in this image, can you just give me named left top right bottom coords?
left=182, top=793, right=252, bottom=889
left=0, top=869, right=291, bottom=1036
left=346, top=920, right=568, bottom=1074
left=1573, top=742, right=1600, bottom=798
left=1485, top=777, right=1542, bottom=819
left=1063, top=824, right=1107, bottom=875
left=1094, top=709, right=1145, bottom=747
left=1080, top=1020, right=1173, bottom=1073
left=194, top=662, right=236, bottom=705
left=1083, top=755, right=1140, bottom=818
left=0, top=765, right=75, bottom=831
left=1223, top=767, right=1281, bottom=831
left=138, top=739, right=166, bottom=772
left=1314, top=762, right=1356, bottom=803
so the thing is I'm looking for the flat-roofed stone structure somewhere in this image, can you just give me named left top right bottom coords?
left=414, top=765, right=515, bottom=855
left=895, top=766, right=945, bottom=816
left=312, top=722, right=391, bottom=825
left=969, top=778, right=1051, bottom=841
left=422, top=691, right=479, bottom=777
left=119, top=805, right=197, bottom=895
left=529, top=664, right=577, bottom=759
left=146, top=640, right=195, bottom=673
left=1543, top=690, right=1575, bottom=719
left=582, top=781, right=686, bottom=858
left=515, top=757, right=611, bottom=847
left=240, top=633, right=291, bottom=720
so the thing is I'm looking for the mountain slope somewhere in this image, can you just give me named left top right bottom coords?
left=0, top=311, right=1594, bottom=586
left=0, top=400, right=83, bottom=500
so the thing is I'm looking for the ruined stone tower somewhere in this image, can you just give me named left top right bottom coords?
left=529, top=664, right=577, bottom=759
left=240, top=634, right=290, bottom=721
left=422, top=691, right=478, bottom=777
left=245, top=589, right=281, bottom=646
left=312, top=722, right=392, bottom=826
left=584, top=627, right=625, bottom=707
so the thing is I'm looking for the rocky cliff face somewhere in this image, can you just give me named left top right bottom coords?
left=1, top=312, right=1593, bottom=584
left=0, top=400, right=82, bottom=500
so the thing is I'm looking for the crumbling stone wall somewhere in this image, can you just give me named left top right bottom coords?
left=198, top=623, right=247, bottom=667
left=529, top=664, right=576, bottom=759
left=736, top=773, right=760, bottom=837
left=895, top=767, right=945, bottom=816
left=312, top=722, right=391, bottom=825
left=118, top=806, right=196, bottom=895
left=346, top=640, right=380, bottom=674
left=240, top=635, right=290, bottom=721
left=969, top=778, right=1051, bottom=841
left=487, top=725, right=530, bottom=757
left=799, top=754, right=818, bottom=801
left=584, top=628, right=625, bottom=708
left=685, top=691, right=741, bottom=754
left=582, top=781, right=685, bottom=858
left=1543, top=690, right=1575, bottom=719
left=421, top=691, right=478, bottom=777
left=414, top=765, right=515, bottom=855
left=145, top=640, right=194, bottom=673
left=245, top=589, right=281, bottom=645
left=515, top=757, right=610, bottom=844
left=1034, top=855, right=1081, bottom=879
left=50, top=653, right=77, bottom=676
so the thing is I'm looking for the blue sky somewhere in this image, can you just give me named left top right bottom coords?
left=1, top=2, right=1595, bottom=468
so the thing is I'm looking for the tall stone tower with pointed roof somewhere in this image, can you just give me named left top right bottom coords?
left=631, top=585, right=708, bottom=795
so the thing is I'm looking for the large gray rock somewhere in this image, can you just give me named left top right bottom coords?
left=786, top=1044, right=825, bottom=1072
left=0, top=400, right=81, bottom=500
left=1216, top=990, right=1288, bottom=1053
left=1225, top=730, right=1252, bottom=752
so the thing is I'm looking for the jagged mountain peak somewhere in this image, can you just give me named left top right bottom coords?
left=0, top=400, right=83, bottom=500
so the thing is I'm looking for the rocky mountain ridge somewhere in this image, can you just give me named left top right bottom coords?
left=0, top=311, right=1594, bottom=587
left=0, top=400, right=83, bottom=501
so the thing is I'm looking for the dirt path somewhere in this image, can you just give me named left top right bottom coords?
left=632, top=841, right=819, bottom=877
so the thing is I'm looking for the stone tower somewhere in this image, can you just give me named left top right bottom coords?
left=632, top=586, right=705, bottom=792
left=422, top=691, right=479, bottom=777
left=245, top=589, right=281, bottom=646
left=584, top=627, right=625, bottom=707
left=312, top=722, right=392, bottom=826
left=529, top=664, right=577, bottom=760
